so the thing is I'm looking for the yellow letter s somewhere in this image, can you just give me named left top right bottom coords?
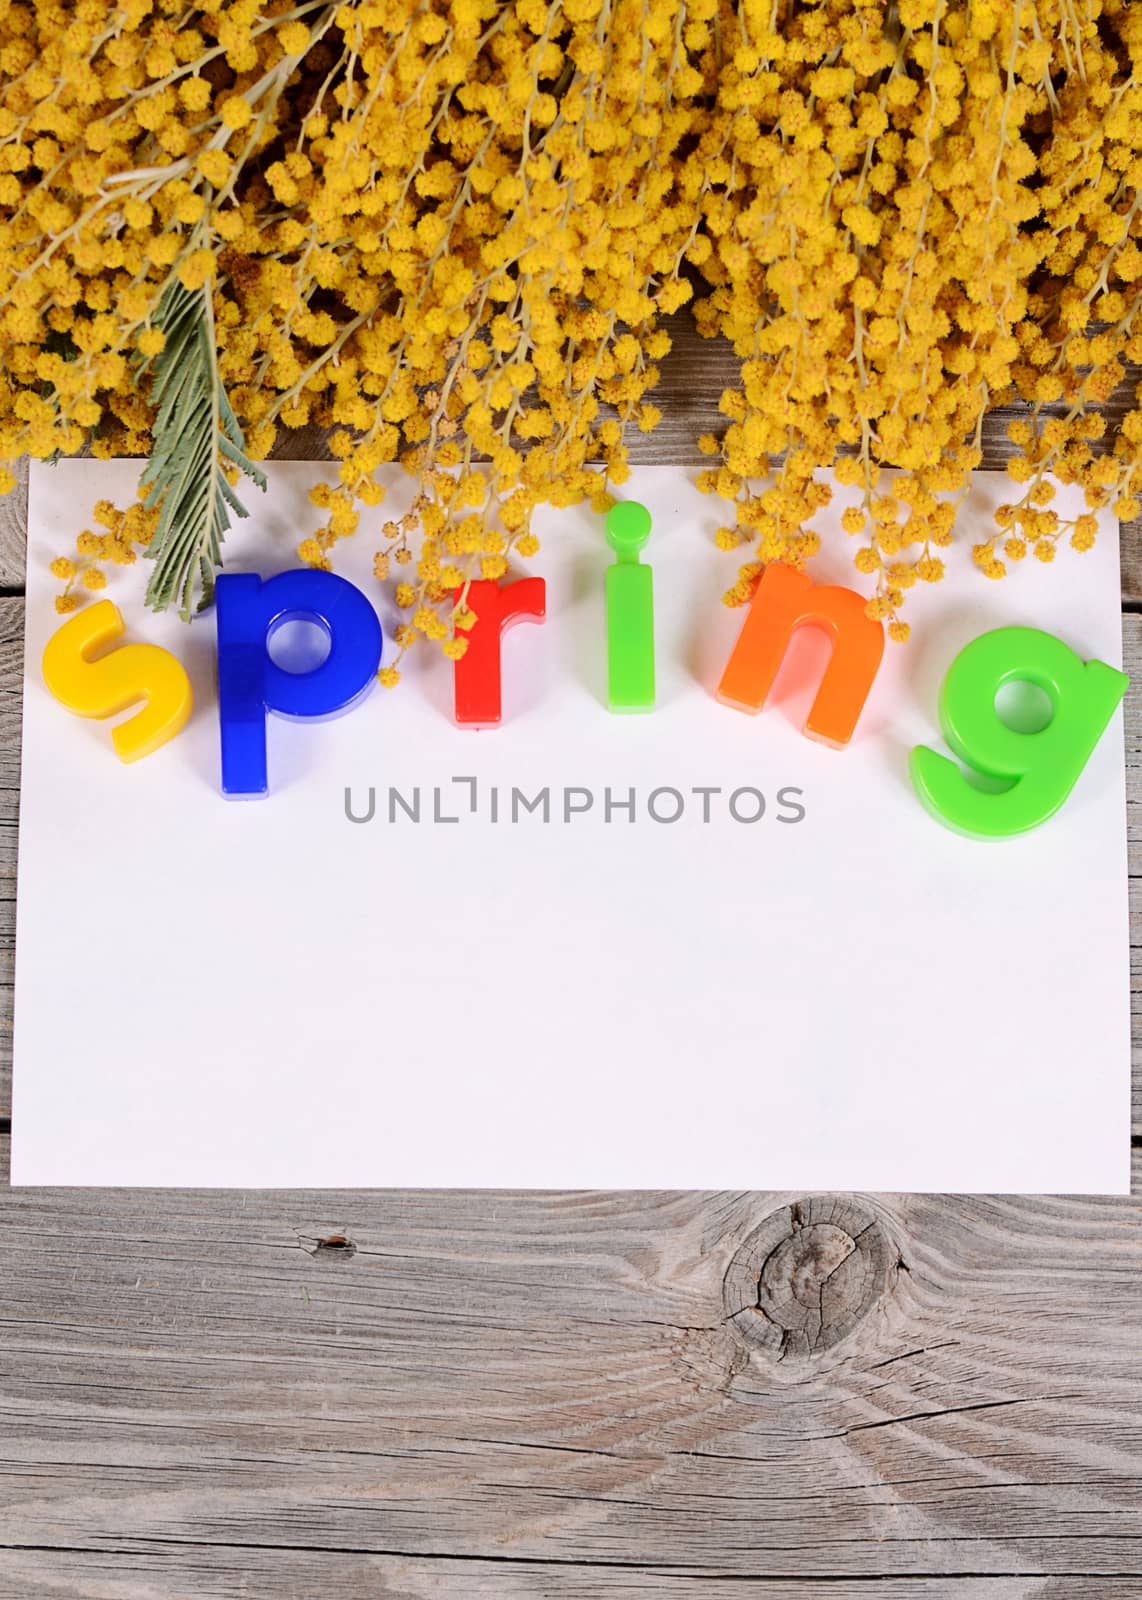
left=42, top=600, right=192, bottom=763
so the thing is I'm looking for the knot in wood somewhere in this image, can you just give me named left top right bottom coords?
left=298, top=1231, right=357, bottom=1260
left=724, top=1197, right=895, bottom=1360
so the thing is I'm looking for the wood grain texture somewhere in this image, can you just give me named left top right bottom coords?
left=0, top=1171, right=1140, bottom=1596
left=4, top=1563, right=1142, bottom=1600
left=0, top=454, right=24, bottom=593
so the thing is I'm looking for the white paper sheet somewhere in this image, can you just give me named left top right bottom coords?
left=11, top=461, right=1131, bottom=1190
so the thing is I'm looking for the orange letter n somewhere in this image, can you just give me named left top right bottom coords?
left=716, top=564, right=885, bottom=748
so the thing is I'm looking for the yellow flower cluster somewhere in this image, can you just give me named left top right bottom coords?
left=1, top=0, right=711, bottom=652
left=0, top=0, right=1140, bottom=650
left=48, top=497, right=158, bottom=610
left=692, top=0, right=1142, bottom=640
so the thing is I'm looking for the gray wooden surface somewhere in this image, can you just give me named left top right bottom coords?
left=1, top=321, right=1141, bottom=1599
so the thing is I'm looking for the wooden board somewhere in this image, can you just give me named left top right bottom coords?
left=0, top=1166, right=1141, bottom=1596
left=6, top=314, right=1139, bottom=596
left=2, top=315, right=1142, bottom=1594
left=3, top=1570, right=1140, bottom=1600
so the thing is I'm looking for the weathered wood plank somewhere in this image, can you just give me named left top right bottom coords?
left=271, top=313, right=1142, bottom=475
left=1, top=1550, right=1141, bottom=1600
left=1122, top=517, right=1142, bottom=606
left=0, top=455, right=24, bottom=593
left=5, top=317, right=1141, bottom=595
left=3, top=1554, right=1141, bottom=1600
left=0, top=1174, right=1140, bottom=1592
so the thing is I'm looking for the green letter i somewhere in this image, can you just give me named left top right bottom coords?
left=605, top=500, right=655, bottom=712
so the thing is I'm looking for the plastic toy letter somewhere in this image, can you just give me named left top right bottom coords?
left=605, top=500, right=655, bottom=711
left=42, top=598, right=192, bottom=762
left=216, top=568, right=383, bottom=797
left=716, top=563, right=885, bottom=746
left=909, top=625, right=1128, bottom=839
left=453, top=577, right=546, bottom=726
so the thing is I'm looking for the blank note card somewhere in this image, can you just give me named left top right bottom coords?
left=11, top=462, right=1131, bottom=1191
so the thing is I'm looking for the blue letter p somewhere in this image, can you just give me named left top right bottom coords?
left=217, top=569, right=383, bottom=797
